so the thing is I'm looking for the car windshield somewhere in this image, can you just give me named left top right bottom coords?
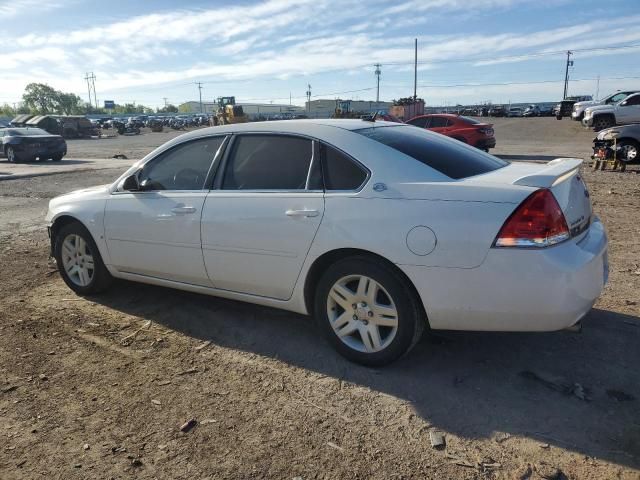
left=355, top=125, right=507, bottom=179
left=8, top=128, right=50, bottom=136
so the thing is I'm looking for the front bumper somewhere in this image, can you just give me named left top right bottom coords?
left=401, top=217, right=608, bottom=332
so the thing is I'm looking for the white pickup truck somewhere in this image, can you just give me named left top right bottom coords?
left=582, top=93, right=640, bottom=131
left=572, top=90, right=638, bottom=121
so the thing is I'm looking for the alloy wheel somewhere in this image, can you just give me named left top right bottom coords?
left=60, top=234, right=95, bottom=287
left=621, top=144, right=638, bottom=162
left=7, top=147, right=15, bottom=162
left=326, top=275, right=398, bottom=353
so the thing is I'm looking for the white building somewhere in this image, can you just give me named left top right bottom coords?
left=304, top=99, right=393, bottom=118
left=179, top=101, right=305, bottom=119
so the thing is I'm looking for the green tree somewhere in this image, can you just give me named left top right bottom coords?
left=57, top=92, right=85, bottom=115
left=0, top=104, right=16, bottom=117
left=157, top=104, right=178, bottom=113
left=22, top=83, right=59, bottom=114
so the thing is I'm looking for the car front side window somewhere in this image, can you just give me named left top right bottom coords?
left=138, top=136, right=224, bottom=191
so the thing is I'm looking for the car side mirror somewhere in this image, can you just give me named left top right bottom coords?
left=620, top=101, right=627, bottom=106
left=122, top=173, right=140, bottom=191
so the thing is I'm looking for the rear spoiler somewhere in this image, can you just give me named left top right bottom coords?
left=512, top=158, right=582, bottom=188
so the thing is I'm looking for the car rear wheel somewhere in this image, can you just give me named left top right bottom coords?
left=51, top=155, right=63, bottom=162
left=54, top=222, right=113, bottom=295
left=314, top=256, right=425, bottom=366
left=619, top=139, right=639, bottom=163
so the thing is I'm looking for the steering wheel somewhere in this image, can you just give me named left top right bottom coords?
left=172, top=168, right=203, bottom=190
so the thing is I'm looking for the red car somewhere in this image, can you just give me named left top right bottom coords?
left=406, top=114, right=496, bottom=151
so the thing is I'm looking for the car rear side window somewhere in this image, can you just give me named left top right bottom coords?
left=222, top=135, right=313, bottom=190
left=355, top=125, right=507, bottom=179
left=321, top=143, right=367, bottom=190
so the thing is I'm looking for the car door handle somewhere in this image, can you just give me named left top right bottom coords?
left=171, top=206, right=197, bottom=215
left=286, top=209, right=319, bottom=218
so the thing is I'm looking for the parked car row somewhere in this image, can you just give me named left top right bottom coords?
left=581, top=92, right=640, bottom=131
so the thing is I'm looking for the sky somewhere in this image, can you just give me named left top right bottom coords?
left=1, top=0, right=639, bottom=109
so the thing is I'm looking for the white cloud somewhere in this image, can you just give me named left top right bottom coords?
left=1, top=0, right=638, bottom=107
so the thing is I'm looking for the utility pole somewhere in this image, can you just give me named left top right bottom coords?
left=306, top=84, right=312, bottom=114
left=374, top=63, right=381, bottom=106
left=163, top=97, right=168, bottom=108
left=413, top=38, right=418, bottom=101
left=595, top=75, right=600, bottom=100
left=196, top=82, right=203, bottom=113
left=289, top=92, right=292, bottom=106
left=90, top=73, right=97, bottom=109
left=84, top=72, right=97, bottom=110
left=563, top=50, right=573, bottom=99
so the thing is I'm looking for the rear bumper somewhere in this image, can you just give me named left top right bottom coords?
left=401, top=217, right=608, bottom=332
left=475, top=137, right=496, bottom=149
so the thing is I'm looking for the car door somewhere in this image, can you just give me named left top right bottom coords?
left=615, top=95, right=640, bottom=124
left=103, top=135, right=226, bottom=286
left=201, top=133, right=324, bottom=300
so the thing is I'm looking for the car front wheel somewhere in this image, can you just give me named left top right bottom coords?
left=54, top=222, right=112, bottom=295
left=6, top=146, right=17, bottom=163
left=618, top=139, right=639, bottom=163
left=314, top=257, right=425, bottom=366
left=593, top=116, right=614, bottom=131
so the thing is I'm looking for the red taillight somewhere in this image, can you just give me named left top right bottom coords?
left=494, top=189, right=570, bottom=248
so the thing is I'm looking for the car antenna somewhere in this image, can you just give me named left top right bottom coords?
left=363, top=111, right=378, bottom=122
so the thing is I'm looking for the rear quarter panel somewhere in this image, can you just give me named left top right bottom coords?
left=308, top=194, right=519, bottom=269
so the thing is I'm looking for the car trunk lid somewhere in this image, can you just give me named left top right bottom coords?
left=473, top=158, right=592, bottom=237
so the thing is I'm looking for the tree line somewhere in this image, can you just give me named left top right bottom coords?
left=0, top=83, right=180, bottom=117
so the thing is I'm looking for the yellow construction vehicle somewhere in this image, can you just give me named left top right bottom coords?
left=331, top=99, right=364, bottom=119
left=214, top=96, right=248, bottom=125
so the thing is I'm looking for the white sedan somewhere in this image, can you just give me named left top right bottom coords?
left=46, top=119, right=608, bottom=365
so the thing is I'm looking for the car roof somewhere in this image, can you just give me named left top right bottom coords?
left=174, top=119, right=403, bottom=139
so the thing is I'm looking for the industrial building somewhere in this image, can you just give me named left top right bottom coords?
left=179, top=101, right=304, bottom=119
left=304, top=99, right=393, bottom=118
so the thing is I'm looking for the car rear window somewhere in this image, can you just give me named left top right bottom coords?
left=459, top=116, right=481, bottom=124
left=9, top=128, right=50, bottom=136
left=355, top=125, right=507, bottom=179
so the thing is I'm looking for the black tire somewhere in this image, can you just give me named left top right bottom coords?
left=618, top=139, right=639, bottom=163
left=314, top=256, right=425, bottom=366
left=51, top=155, right=63, bottom=162
left=6, top=146, right=17, bottom=163
left=54, top=221, right=113, bottom=295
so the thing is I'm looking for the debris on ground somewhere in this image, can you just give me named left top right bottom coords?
left=520, top=370, right=590, bottom=401
left=429, top=430, right=446, bottom=450
left=180, top=419, right=197, bottom=433
left=194, top=340, right=211, bottom=351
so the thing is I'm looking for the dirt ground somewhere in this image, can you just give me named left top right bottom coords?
left=0, top=118, right=639, bottom=479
